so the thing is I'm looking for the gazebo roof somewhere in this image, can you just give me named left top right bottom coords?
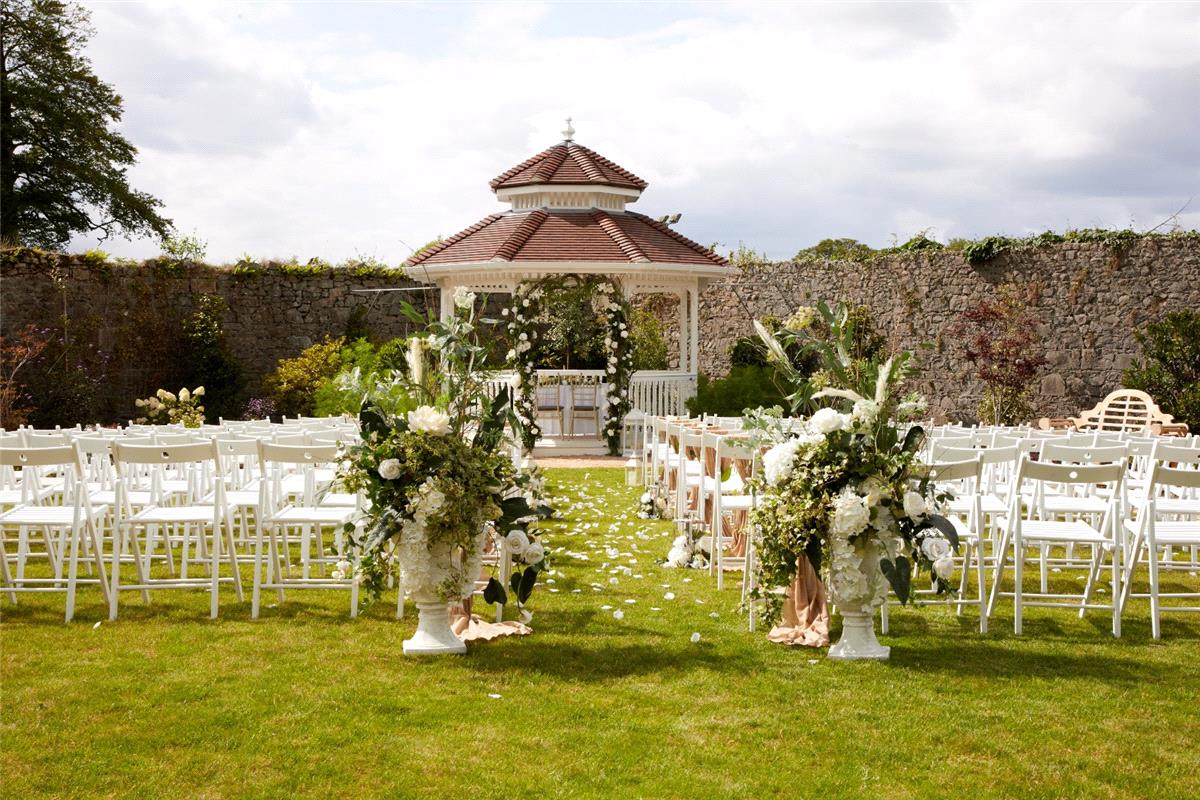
left=405, top=209, right=728, bottom=268
left=489, top=141, right=648, bottom=191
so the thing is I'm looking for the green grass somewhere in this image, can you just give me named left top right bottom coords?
left=2, top=468, right=1198, bottom=799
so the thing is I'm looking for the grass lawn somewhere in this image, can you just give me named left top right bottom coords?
left=2, top=467, right=1198, bottom=799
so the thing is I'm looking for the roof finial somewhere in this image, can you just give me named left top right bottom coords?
left=562, top=115, right=575, bottom=142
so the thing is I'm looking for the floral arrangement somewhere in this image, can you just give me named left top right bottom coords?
left=504, top=282, right=544, bottom=451
left=598, top=280, right=635, bottom=455
left=664, top=528, right=708, bottom=570
left=339, top=290, right=552, bottom=612
left=505, top=276, right=634, bottom=455
left=134, top=386, right=205, bottom=427
left=747, top=302, right=955, bottom=624
left=636, top=488, right=664, bottom=520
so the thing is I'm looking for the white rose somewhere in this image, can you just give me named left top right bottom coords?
left=524, top=542, right=545, bottom=564
left=920, top=536, right=952, bottom=561
left=859, top=476, right=887, bottom=507
left=934, top=555, right=955, bottom=580
left=406, top=406, right=451, bottom=436
left=810, top=407, right=848, bottom=434
left=336, top=559, right=352, bottom=574
left=903, top=491, right=928, bottom=519
left=505, top=530, right=530, bottom=555
left=377, top=459, right=402, bottom=480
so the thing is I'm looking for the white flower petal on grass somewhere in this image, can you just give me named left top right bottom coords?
left=690, top=632, right=701, bottom=643
left=600, top=605, right=613, bottom=610
left=613, top=610, right=625, bottom=620
left=709, top=612, right=719, bottom=619
left=664, top=592, right=676, bottom=600
left=488, top=693, right=502, bottom=699
left=92, top=621, right=102, bottom=630
left=624, top=599, right=636, bottom=605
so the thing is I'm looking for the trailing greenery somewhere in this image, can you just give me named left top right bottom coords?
left=628, top=307, right=669, bottom=371
left=789, top=228, right=1199, bottom=267
left=1123, top=309, right=1200, bottom=430
left=0, top=0, right=172, bottom=248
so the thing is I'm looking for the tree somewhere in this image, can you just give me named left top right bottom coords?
left=0, top=0, right=171, bottom=248
left=1123, top=310, right=1200, bottom=430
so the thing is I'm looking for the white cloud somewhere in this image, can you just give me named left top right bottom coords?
left=71, top=1, right=1200, bottom=262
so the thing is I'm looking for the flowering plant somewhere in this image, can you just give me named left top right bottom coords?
left=748, top=302, right=955, bottom=624
left=338, top=295, right=552, bottom=612
left=598, top=281, right=635, bottom=455
left=135, top=386, right=205, bottom=427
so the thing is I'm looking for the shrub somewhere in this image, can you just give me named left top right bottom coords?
left=0, top=325, right=50, bottom=427
left=241, top=396, right=277, bottom=421
left=629, top=307, right=668, bottom=371
left=344, top=305, right=371, bottom=341
left=159, top=231, right=207, bottom=264
left=1123, top=310, right=1200, bottom=430
left=946, top=286, right=1047, bottom=425
left=795, top=238, right=875, bottom=262
left=686, top=366, right=786, bottom=416
left=180, top=295, right=242, bottom=421
left=264, top=337, right=345, bottom=417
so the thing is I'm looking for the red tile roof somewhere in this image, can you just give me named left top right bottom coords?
left=405, top=210, right=727, bottom=267
left=490, top=142, right=648, bottom=191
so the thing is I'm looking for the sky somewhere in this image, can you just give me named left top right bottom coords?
left=71, top=0, right=1200, bottom=263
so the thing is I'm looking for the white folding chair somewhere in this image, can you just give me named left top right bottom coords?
left=252, top=442, right=359, bottom=618
left=1119, top=458, right=1200, bottom=638
left=986, top=457, right=1127, bottom=636
left=0, top=444, right=111, bottom=620
left=109, top=441, right=242, bottom=619
left=707, top=433, right=757, bottom=593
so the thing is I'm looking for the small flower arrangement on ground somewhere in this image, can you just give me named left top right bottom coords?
left=636, top=489, right=662, bottom=519
left=664, top=528, right=708, bottom=570
left=134, top=386, right=205, bottom=427
left=748, top=301, right=957, bottom=624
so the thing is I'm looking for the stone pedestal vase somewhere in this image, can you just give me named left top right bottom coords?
left=827, top=544, right=890, bottom=661
left=403, top=588, right=466, bottom=656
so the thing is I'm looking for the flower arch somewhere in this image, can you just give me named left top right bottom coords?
left=504, top=274, right=635, bottom=455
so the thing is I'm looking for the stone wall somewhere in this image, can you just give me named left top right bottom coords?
left=0, top=250, right=432, bottom=421
left=697, top=237, right=1200, bottom=421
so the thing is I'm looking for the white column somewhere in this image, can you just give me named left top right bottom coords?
left=676, top=290, right=688, bottom=373
left=439, top=282, right=453, bottom=322
left=689, top=286, right=700, bottom=377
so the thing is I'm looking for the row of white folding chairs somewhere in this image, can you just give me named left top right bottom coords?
left=0, top=439, right=362, bottom=621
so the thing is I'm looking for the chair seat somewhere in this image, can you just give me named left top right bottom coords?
left=1125, top=519, right=1200, bottom=545
left=946, top=514, right=978, bottom=543
left=265, top=505, right=355, bottom=526
left=1041, top=495, right=1109, bottom=515
left=1154, top=498, right=1200, bottom=515
left=218, top=490, right=260, bottom=508
left=946, top=495, right=1007, bottom=516
left=129, top=505, right=219, bottom=524
left=999, top=517, right=1110, bottom=544
left=90, top=489, right=153, bottom=507
left=717, top=494, right=754, bottom=511
left=0, top=503, right=109, bottom=525
left=320, top=492, right=357, bottom=508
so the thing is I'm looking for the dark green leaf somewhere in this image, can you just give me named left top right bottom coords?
left=483, top=577, right=508, bottom=606
left=924, top=514, right=960, bottom=550
left=880, top=556, right=911, bottom=604
left=517, top=566, right=538, bottom=604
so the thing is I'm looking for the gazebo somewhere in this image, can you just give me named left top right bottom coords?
left=405, top=120, right=736, bottom=452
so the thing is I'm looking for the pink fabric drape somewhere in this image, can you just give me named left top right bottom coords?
left=766, top=555, right=830, bottom=648
left=448, top=596, right=532, bottom=642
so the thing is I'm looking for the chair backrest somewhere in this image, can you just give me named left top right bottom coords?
left=1145, top=462, right=1200, bottom=493
left=257, top=442, right=339, bottom=466
left=156, top=432, right=202, bottom=445
left=111, top=441, right=218, bottom=466
left=923, top=456, right=983, bottom=485
left=0, top=443, right=84, bottom=471
left=1151, top=442, right=1200, bottom=467
left=1039, top=442, right=1128, bottom=465
left=25, top=431, right=71, bottom=447
left=1015, top=456, right=1126, bottom=488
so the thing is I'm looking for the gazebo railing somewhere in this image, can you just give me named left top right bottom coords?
left=482, top=370, right=696, bottom=417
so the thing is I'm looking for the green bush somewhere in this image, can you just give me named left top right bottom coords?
left=313, top=337, right=410, bottom=417
left=1123, top=310, right=1200, bottom=430
left=629, top=307, right=668, bottom=371
left=264, top=337, right=345, bottom=417
left=686, top=366, right=785, bottom=416
left=180, top=295, right=243, bottom=421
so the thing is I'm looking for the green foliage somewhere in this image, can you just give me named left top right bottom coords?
left=0, top=0, right=172, bottom=248
left=537, top=281, right=606, bottom=368
left=159, top=231, right=206, bottom=264
left=686, top=366, right=785, bottom=416
left=81, top=248, right=108, bottom=265
left=795, top=238, right=876, bottom=262
left=962, top=236, right=1012, bottom=265
left=313, top=337, right=388, bottom=417
left=1123, top=309, right=1200, bottom=430
left=344, top=305, right=371, bottom=342
left=628, top=307, right=668, bottom=371
left=898, top=234, right=944, bottom=252
left=179, top=294, right=242, bottom=421
left=264, top=337, right=345, bottom=417
left=374, top=337, right=409, bottom=373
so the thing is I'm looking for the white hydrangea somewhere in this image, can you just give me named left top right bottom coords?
left=762, top=438, right=803, bottom=486
left=830, top=489, right=870, bottom=538
left=407, top=406, right=451, bottom=436
left=809, top=407, right=849, bottom=434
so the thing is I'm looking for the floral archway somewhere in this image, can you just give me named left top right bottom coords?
left=503, top=275, right=634, bottom=455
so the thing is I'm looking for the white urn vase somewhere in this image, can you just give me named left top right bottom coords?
left=827, top=542, right=890, bottom=661
left=403, top=587, right=466, bottom=656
